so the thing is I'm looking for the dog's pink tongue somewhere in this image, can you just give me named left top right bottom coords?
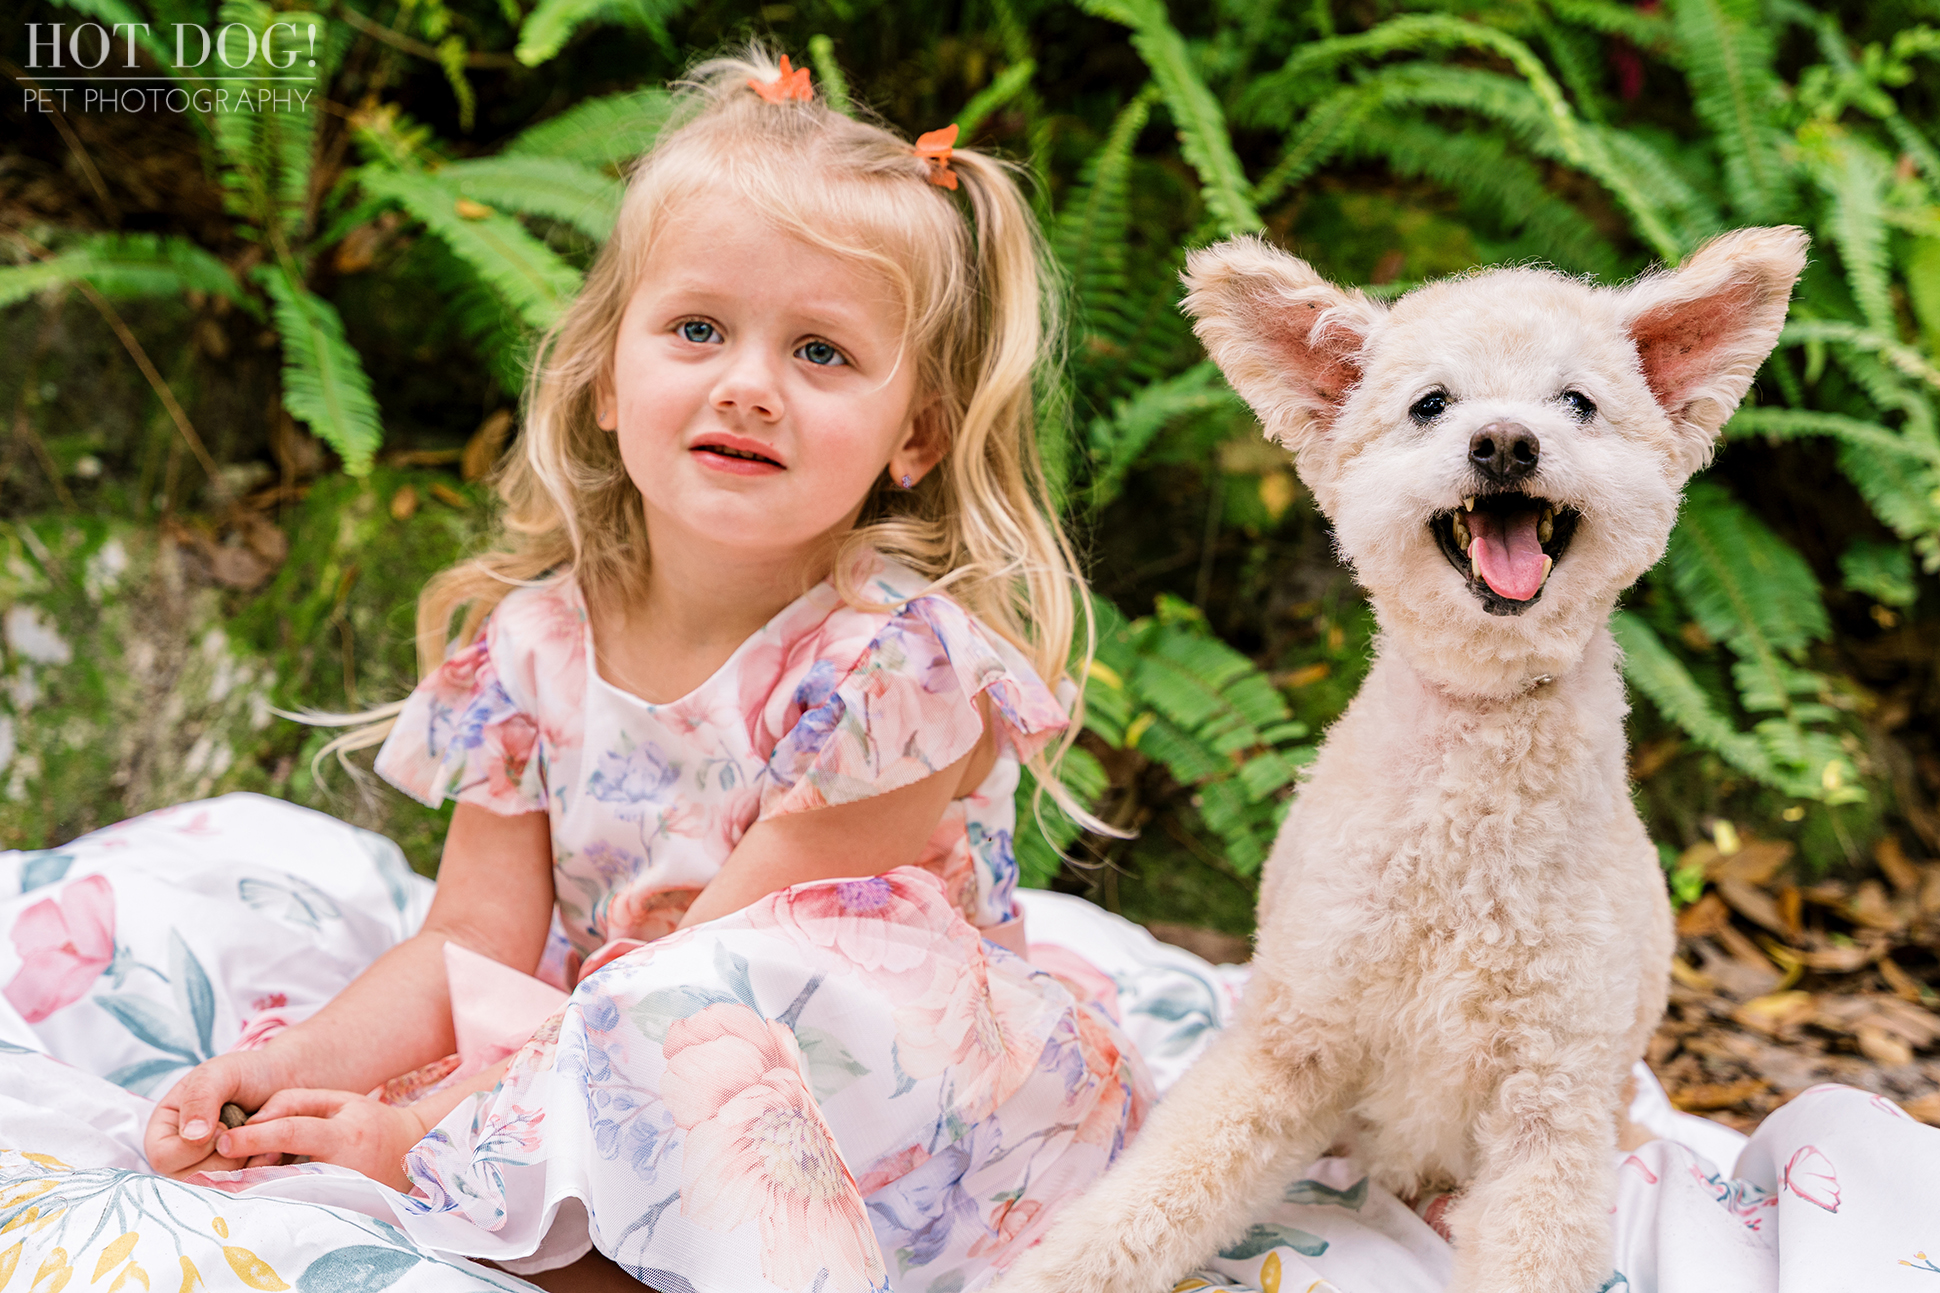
left=1468, top=510, right=1546, bottom=601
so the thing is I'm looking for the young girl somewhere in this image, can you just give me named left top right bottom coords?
left=124, top=50, right=1156, bottom=1292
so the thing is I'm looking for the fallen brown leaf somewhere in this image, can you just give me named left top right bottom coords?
left=1733, top=990, right=1815, bottom=1035
left=1676, top=893, right=1730, bottom=939
left=1848, top=880, right=1907, bottom=934
left=390, top=485, right=420, bottom=521
left=1857, top=1025, right=1915, bottom=1067
left=1711, top=840, right=1792, bottom=886
left=429, top=482, right=471, bottom=510
left=1877, top=837, right=1922, bottom=894
left=1669, top=1079, right=1769, bottom=1111
left=1901, top=1092, right=1940, bottom=1126
left=1717, top=878, right=1791, bottom=938
left=463, top=409, right=515, bottom=482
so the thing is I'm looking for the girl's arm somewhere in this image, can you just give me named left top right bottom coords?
left=145, top=804, right=555, bottom=1177
left=679, top=723, right=996, bottom=928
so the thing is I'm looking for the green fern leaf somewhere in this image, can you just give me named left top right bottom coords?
left=1781, top=319, right=1940, bottom=392
left=1546, top=0, right=1676, bottom=49
left=957, top=59, right=1037, bottom=138
left=1611, top=610, right=1779, bottom=784
left=1799, top=128, right=1896, bottom=335
left=357, top=168, right=582, bottom=331
left=257, top=265, right=383, bottom=475
left=1085, top=363, right=1243, bottom=512
left=806, top=35, right=851, bottom=114
left=439, top=156, right=623, bottom=243
left=1014, top=747, right=1108, bottom=887
left=1252, top=85, right=1376, bottom=210
left=504, top=89, right=674, bottom=166
left=0, top=235, right=246, bottom=311
left=1724, top=407, right=1940, bottom=467
left=515, top=0, right=689, bottom=66
left=1054, top=88, right=1155, bottom=344
left=1669, top=0, right=1792, bottom=221
left=1077, top=0, right=1262, bottom=236
left=1667, top=479, right=1827, bottom=658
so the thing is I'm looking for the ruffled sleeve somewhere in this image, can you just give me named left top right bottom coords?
left=759, top=595, right=1069, bottom=818
left=375, top=615, right=546, bottom=815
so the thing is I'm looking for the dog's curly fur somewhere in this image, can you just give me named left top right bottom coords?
left=995, top=227, right=1808, bottom=1293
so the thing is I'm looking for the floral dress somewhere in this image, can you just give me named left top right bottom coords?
left=359, top=553, right=1154, bottom=1291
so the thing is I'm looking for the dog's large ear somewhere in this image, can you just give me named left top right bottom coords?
left=1618, top=226, right=1808, bottom=473
left=1181, top=236, right=1386, bottom=454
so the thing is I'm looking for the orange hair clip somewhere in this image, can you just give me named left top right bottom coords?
left=915, top=124, right=959, bottom=190
left=750, top=55, right=813, bottom=103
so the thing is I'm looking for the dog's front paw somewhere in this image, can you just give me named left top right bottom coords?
left=989, top=1226, right=1179, bottom=1293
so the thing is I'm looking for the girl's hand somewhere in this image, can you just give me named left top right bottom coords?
left=214, top=1089, right=428, bottom=1190
left=146, top=1050, right=291, bottom=1178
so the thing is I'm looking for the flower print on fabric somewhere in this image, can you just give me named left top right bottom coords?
left=662, top=1003, right=887, bottom=1291
left=4, top=874, right=115, bottom=1023
left=375, top=553, right=1071, bottom=962
left=744, top=871, right=949, bottom=976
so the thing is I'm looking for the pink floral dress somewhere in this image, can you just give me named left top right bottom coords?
left=366, top=554, right=1154, bottom=1292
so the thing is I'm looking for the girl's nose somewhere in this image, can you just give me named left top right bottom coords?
left=709, top=351, right=783, bottom=422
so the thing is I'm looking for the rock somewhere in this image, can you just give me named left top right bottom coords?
left=219, top=1102, right=249, bottom=1130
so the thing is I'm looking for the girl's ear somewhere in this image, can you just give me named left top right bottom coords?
left=888, top=397, right=949, bottom=486
left=1617, top=225, right=1808, bottom=474
left=1179, top=235, right=1386, bottom=456
left=594, top=375, right=618, bottom=431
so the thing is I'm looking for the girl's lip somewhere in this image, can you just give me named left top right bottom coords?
left=688, top=434, right=785, bottom=474
left=692, top=447, right=784, bottom=476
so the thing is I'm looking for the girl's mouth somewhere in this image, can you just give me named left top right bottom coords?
left=692, top=441, right=783, bottom=474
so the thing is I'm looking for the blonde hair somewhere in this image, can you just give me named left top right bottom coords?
left=329, top=48, right=1097, bottom=819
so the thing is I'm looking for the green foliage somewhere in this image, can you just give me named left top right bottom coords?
left=0, top=236, right=247, bottom=312
left=257, top=267, right=384, bottom=476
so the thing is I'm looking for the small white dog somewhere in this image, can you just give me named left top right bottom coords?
left=1000, top=226, right=1808, bottom=1293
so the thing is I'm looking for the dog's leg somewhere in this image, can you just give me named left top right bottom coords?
left=1444, top=1062, right=1621, bottom=1293
left=993, top=1003, right=1349, bottom=1293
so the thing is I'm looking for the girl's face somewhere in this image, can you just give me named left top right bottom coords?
left=604, top=203, right=939, bottom=566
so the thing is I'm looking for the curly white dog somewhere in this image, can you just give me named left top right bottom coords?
left=997, top=226, right=1808, bottom=1293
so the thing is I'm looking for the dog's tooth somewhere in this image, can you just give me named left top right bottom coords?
left=1539, top=508, right=1554, bottom=545
left=1470, top=545, right=1480, bottom=581
left=1463, top=496, right=1475, bottom=513
left=1541, top=554, right=1554, bottom=586
left=1451, top=513, right=1471, bottom=550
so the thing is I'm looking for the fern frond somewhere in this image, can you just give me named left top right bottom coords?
left=1781, top=319, right=1940, bottom=392
left=1344, top=115, right=1617, bottom=275
left=1077, top=0, right=1261, bottom=236
left=515, top=0, right=689, bottom=67
left=439, top=156, right=622, bottom=242
left=1670, top=0, right=1792, bottom=221
left=1252, top=84, right=1376, bottom=210
left=257, top=265, right=383, bottom=475
left=50, top=0, right=173, bottom=64
left=956, top=59, right=1037, bottom=138
left=1546, top=0, right=1676, bottom=49
left=1253, top=14, right=1683, bottom=258
left=1611, top=610, right=1782, bottom=785
left=1834, top=441, right=1940, bottom=553
left=1667, top=479, right=1827, bottom=658
left=504, top=89, right=674, bottom=167
left=1085, top=363, right=1243, bottom=512
left=0, top=235, right=246, bottom=311
left=1053, top=88, right=1155, bottom=344
left=357, top=168, right=582, bottom=330
left=1724, top=407, right=1940, bottom=466
left=1797, top=128, right=1896, bottom=336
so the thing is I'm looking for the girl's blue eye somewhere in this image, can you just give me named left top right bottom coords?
left=798, top=341, right=845, bottom=367
left=679, top=320, right=720, bottom=344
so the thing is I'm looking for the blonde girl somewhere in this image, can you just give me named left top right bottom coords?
left=129, top=50, right=1153, bottom=1292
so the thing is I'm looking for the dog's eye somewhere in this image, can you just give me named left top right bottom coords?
left=1561, top=390, right=1597, bottom=421
left=1409, top=390, right=1448, bottom=423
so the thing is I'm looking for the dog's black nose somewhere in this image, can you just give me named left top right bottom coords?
left=1468, top=422, right=1541, bottom=484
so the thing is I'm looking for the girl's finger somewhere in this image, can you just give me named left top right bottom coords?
left=249, top=1088, right=350, bottom=1122
left=218, top=1115, right=339, bottom=1162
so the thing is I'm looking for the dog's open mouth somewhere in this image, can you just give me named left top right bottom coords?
left=1428, top=492, right=1581, bottom=616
